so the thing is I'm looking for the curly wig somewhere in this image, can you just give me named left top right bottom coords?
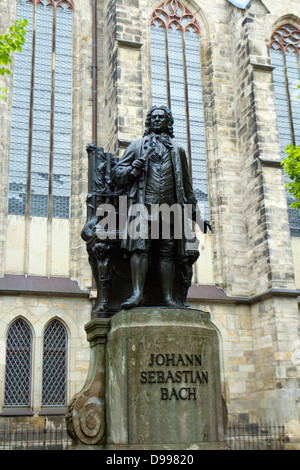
left=143, top=105, right=174, bottom=138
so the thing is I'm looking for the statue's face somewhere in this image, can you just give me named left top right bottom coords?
left=150, top=109, right=167, bottom=134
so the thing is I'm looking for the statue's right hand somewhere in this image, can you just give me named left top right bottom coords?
left=132, top=158, right=145, bottom=170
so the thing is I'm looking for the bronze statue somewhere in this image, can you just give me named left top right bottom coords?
left=82, top=106, right=208, bottom=318
left=111, top=105, right=200, bottom=309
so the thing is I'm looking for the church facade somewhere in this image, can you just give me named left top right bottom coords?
left=0, top=0, right=300, bottom=445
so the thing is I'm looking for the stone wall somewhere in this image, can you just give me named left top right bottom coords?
left=190, top=295, right=300, bottom=428
left=0, top=294, right=91, bottom=415
left=0, top=0, right=299, bottom=443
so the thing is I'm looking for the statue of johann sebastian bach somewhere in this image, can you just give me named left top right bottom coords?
left=111, top=105, right=201, bottom=309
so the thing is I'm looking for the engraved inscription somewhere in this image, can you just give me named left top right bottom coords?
left=140, top=353, right=208, bottom=400
left=148, top=353, right=202, bottom=367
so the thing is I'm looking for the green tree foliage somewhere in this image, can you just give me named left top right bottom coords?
left=282, top=144, right=300, bottom=210
left=281, top=85, right=300, bottom=210
left=0, top=18, right=28, bottom=101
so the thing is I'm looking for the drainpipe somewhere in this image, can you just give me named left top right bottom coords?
left=91, top=0, right=98, bottom=292
left=92, top=0, right=97, bottom=146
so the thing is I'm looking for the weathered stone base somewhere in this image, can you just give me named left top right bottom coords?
left=66, top=307, right=227, bottom=449
left=70, top=441, right=229, bottom=450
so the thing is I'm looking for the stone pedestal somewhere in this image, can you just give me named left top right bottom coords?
left=66, top=308, right=227, bottom=449
left=65, top=319, right=110, bottom=445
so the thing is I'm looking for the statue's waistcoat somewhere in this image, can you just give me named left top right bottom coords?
left=145, top=147, right=176, bottom=206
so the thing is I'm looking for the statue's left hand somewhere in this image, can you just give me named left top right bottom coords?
left=204, top=220, right=212, bottom=233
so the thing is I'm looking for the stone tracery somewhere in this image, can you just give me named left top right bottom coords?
left=26, top=0, right=75, bottom=10
left=270, top=24, right=300, bottom=54
left=150, top=0, right=201, bottom=35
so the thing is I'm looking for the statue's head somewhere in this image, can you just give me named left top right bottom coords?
left=144, top=105, right=174, bottom=138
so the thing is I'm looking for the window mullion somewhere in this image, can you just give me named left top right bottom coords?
left=25, top=3, right=37, bottom=219
left=48, top=7, right=56, bottom=222
left=283, top=52, right=296, bottom=146
left=182, top=32, right=192, bottom=178
left=24, top=3, right=37, bottom=275
left=165, top=28, right=171, bottom=109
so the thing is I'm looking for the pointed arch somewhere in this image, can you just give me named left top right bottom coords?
left=150, top=0, right=201, bottom=35
left=26, top=0, right=75, bottom=10
left=41, top=318, right=68, bottom=407
left=4, top=318, right=33, bottom=407
left=270, top=24, right=300, bottom=54
left=8, top=0, right=73, bottom=219
left=46, top=0, right=75, bottom=10
left=269, top=22, right=300, bottom=237
left=150, top=0, right=209, bottom=221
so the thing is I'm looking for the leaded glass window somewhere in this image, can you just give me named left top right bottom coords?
left=270, top=24, right=300, bottom=237
left=41, top=319, right=67, bottom=407
left=8, top=0, right=74, bottom=219
left=150, top=0, right=209, bottom=221
left=4, top=319, right=32, bottom=407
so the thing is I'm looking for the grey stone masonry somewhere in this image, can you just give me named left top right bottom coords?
left=103, top=0, right=144, bottom=156
left=228, top=0, right=296, bottom=296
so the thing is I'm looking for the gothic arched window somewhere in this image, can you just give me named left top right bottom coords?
left=4, top=318, right=33, bottom=407
left=270, top=24, right=300, bottom=236
left=150, top=0, right=209, bottom=221
left=8, top=0, right=74, bottom=219
left=41, top=319, right=68, bottom=407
